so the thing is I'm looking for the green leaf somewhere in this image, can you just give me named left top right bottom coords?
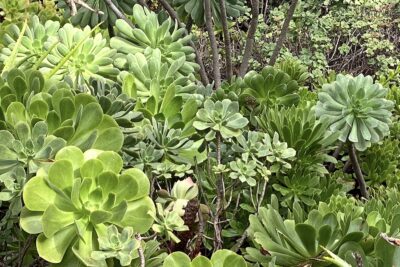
left=295, top=224, right=317, bottom=256
left=163, top=252, right=191, bottom=267
left=80, top=159, right=104, bottom=178
left=20, top=207, right=43, bottom=234
left=191, top=255, right=212, bottom=267
left=48, top=160, right=74, bottom=192
left=36, top=225, right=76, bottom=263
left=211, top=250, right=247, bottom=267
left=92, top=127, right=123, bottom=152
left=23, top=176, right=56, bottom=211
left=42, top=205, right=75, bottom=237
left=55, top=146, right=84, bottom=170
left=119, top=197, right=155, bottom=233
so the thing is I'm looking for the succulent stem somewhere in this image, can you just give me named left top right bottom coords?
left=348, top=142, right=369, bottom=199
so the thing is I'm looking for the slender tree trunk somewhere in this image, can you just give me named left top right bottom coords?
left=204, top=0, right=221, bottom=88
left=268, top=0, right=298, bottom=66
left=239, top=0, right=260, bottom=77
left=348, top=142, right=369, bottom=199
left=158, top=0, right=210, bottom=85
left=219, top=0, right=233, bottom=80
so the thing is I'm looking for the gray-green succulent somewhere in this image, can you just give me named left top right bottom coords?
left=111, top=4, right=198, bottom=76
left=91, top=225, right=139, bottom=266
left=193, top=99, right=248, bottom=141
left=315, top=74, right=394, bottom=151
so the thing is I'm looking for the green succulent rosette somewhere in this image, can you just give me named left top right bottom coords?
left=315, top=74, right=394, bottom=151
left=20, top=146, right=155, bottom=265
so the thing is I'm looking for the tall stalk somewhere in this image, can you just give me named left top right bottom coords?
left=219, top=0, right=233, bottom=80
left=268, top=0, right=298, bottom=66
left=348, top=142, right=369, bottom=199
left=204, top=0, right=222, bottom=88
left=239, top=0, right=259, bottom=77
left=213, top=132, right=224, bottom=250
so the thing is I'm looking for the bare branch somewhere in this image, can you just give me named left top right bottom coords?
left=103, top=0, right=134, bottom=28
left=268, top=0, right=298, bottom=66
left=135, top=234, right=146, bottom=267
left=239, top=0, right=260, bottom=77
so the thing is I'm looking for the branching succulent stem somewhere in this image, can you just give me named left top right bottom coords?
left=268, top=0, right=298, bottom=66
left=103, top=0, right=134, bottom=27
left=218, top=0, right=233, bottom=80
left=257, top=179, right=267, bottom=211
left=18, top=235, right=34, bottom=267
left=348, top=142, right=369, bottom=199
left=135, top=234, right=145, bottom=267
left=328, top=141, right=344, bottom=172
left=239, top=0, right=259, bottom=77
left=232, top=229, right=248, bottom=252
left=213, top=132, right=224, bottom=251
left=204, top=0, right=222, bottom=88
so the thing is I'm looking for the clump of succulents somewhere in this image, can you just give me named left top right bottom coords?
left=20, top=146, right=155, bottom=265
left=247, top=197, right=369, bottom=266
left=42, top=23, right=119, bottom=90
left=240, top=66, right=300, bottom=108
left=111, top=4, right=198, bottom=76
left=0, top=16, right=60, bottom=69
left=120, top=49, right=200, bottom=106
left=316, top=74, right=394, bottom=151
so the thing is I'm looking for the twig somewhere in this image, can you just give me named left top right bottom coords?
left=348, top=142, right=369, bottom=199
left=239, top=0, right=260, bottom=77
left=158, top=0, right=209, bottom=85
left=231, top=229, right=248, bottom=252
left=263, top=0, right=269, bottom=22
left=191, top=208, right=205, bottom=258
left=68, top=0, right=105, bottom=16
left=268, top=0, right=298, bottom=66
left=204, top=0, right=221, bottom=88
left=67, top=0, right=77, bottom=16
left=18, top=235, right=34, bottom=267
left=257, top=180, right=267, bottom=211
left=219, top=0, right=233, bottom=80
left=135, top=234, right=146, bottom=267
left=103, top=0, right=134, bottom=27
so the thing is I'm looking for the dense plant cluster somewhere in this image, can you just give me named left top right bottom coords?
left=0, top=0, right=399, bottom=267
